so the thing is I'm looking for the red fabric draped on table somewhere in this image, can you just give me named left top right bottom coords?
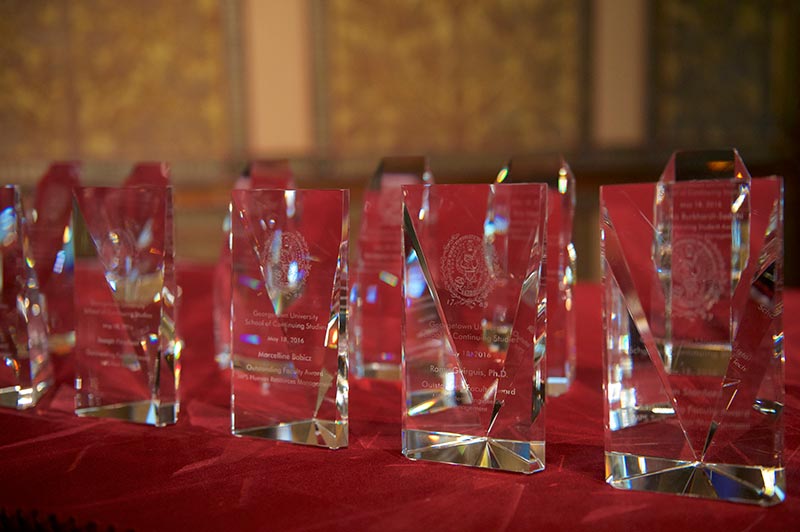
left=1, top=264, right=797, bottom=531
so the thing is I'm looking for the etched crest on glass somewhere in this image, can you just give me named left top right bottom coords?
left=72, top=186, right=180, bottom=426
left=230, top=189, right=348, bottom=449
left=602, top=150, right=785, bottom=505
left=402, top=183, right=547, bottom=473
left=0, top=186, right=52, bottom=409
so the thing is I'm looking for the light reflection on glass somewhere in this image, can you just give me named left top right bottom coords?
left=53, top=250, right=66, bottom=274
left=240, top=334, right=260, bottom=345
left=379, top=271, right=399, bottom=287
left=238, top=275, right=261, bottom=290
left=284, top=190, right=296, bottom=218
left=366, top=285, right=378, bottom=304
left=287, top=261, right=299, bottom=286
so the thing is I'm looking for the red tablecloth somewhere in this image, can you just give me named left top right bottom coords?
left=1, top=265, right=798, bottom=531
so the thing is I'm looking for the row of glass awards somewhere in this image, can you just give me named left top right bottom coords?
left=0, top=150, right=785, bottom=506
left=0, top=162, right=179, bottom=424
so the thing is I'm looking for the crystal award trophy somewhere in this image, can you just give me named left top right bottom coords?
left=72, top=186, right=180, bottom=426
left=352, top=156, right=432, bottom=379
left=214, top=160, right=295, bottom=370
left=497, top=156, right=576, bottom=395
left=29, top=162, right=81, bottom=353
left=402, top=183, right=547, bottom=473
left=602, top=149, right=785, bottom=505
left=231, top=189, right=348, bottom=449
left=0, top=186, right=52, bottom=409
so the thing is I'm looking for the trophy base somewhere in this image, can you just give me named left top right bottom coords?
left=403, top=429, right=545, bottom=474
left=356, top=361, right=401, bottom=380
left=546, top=376, right=572, bottom=397
left=0, top=380, right=51, bottom=410
left=654, top=340, right=731, bottom=376
left=605, top=451, right=785, bottom=506
left=76, top=399, right=179, bottom=427
left=233, top=418, right=348, bottom=449
left=48, top=331, right=76, bottom=355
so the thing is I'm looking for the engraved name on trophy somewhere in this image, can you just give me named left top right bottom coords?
left=0, top=186, right=52, bottom=409
left=602, top=149, right=785, bottom=505
left=214, top=160, right=295, bottom=370
left=497, top=156, right=576, bottom=396
left=402, top=183, right=547, bottom=473
left=352, top=156, right=432, bottom=379
left=231, top=189, right=348, bottom=449
left=73, top=186, right=180, bottom=426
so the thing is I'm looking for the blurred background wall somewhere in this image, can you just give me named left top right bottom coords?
left=0, top=0, right=797, bottom=283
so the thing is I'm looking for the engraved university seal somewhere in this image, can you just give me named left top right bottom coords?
left=441, top=234, right=496, bottom=308
left=264, top=230, right=311, bottom=296
left=672, top=237, right=725, bottom=320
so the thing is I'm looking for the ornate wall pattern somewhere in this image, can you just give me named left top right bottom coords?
left=0, top=0, right=239, bottom=162
left=0, top=2, right=73, bottom=160
left=321, top=0, right=584, bottom=157
left=651, top=0, right=794, bottom=153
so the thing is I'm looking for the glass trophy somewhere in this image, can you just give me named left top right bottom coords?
left=213, top=160, right=295, bottom=370
left=352, top=156, right=432, bottom=379
left=230, top=189, right=349, bottom=449
left=402, top=183, right=547, bottom=473
left=29, top=162, right=81, bottom=354
left=0, top=186, right=52, bottom=409
left=602, top=149, right=785, bottom=505
left=72, top=186, right=180, bottom=426
left=497, top=156, right=576, bottom=396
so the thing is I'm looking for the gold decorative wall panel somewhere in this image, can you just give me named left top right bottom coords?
left=0, top=0, right=239, bottom=162
left=321, top=0, right=583, bottom=157
left=652, top=0, right=793, bottom=152
left=0, top=2, right=73, bottom=160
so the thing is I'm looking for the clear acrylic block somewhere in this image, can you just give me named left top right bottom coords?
left=402, top=183, right=547, bottom=473
left=72, top=185, right=180, bottom=426
left=230, top=188, right=349, bottom=449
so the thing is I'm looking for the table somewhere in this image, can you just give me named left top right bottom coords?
left=1, top=264, right=798, bottom=531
